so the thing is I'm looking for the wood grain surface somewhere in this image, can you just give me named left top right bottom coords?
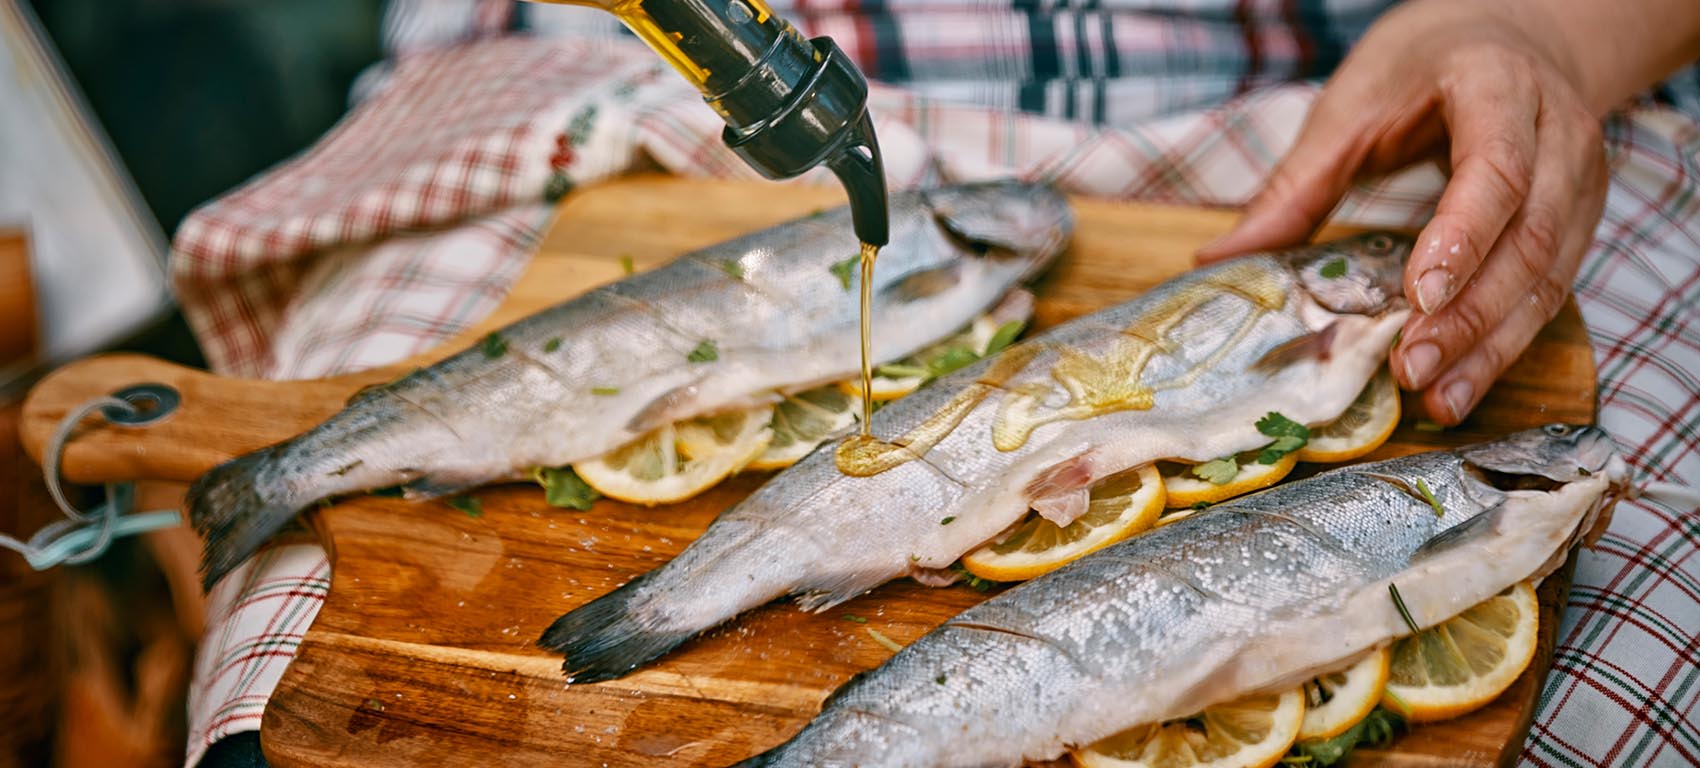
left=22, top=176, right=1598, bottom=767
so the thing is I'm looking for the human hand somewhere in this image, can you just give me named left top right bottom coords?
left=1196, top=0, right=1609, bottom=425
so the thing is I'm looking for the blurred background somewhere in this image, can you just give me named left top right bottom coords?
left=3, top=2, right=385, bottom=765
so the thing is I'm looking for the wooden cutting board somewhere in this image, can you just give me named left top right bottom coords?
left=21, top=176, right=1597, bottom=767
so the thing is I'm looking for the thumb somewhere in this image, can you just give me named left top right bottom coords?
left=1196, top=106, right=1366, bottom=263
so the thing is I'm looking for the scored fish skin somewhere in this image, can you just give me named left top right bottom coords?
left=540, top=232, right=1415, bottom=682
left=186, top=182, right=1072, bottom=590
left=736, top=425, right=1630, bottom=768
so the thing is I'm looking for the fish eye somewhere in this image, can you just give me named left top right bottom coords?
left=1544, top=424, right=1571, bottom=437
left=1367, top=234, right=1394, bottom=252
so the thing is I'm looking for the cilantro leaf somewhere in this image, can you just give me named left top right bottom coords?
left=446, top=496, right=483, bottom=518
left=830, top=255, right=859, bottom=291
left=1319, top=257, right=1348, bottom=279
left=619, top=254, right=635, bottom=275
left=687, top=340, right=719, bottom=363
left=544, top=337, right=562, bottom=353
left=533, top=466, right=601, bottom=510
left=1192, top=457, right=1240, bottom=485
left=1289, top=708, right=1404, bottom=766
left=926, top=347, right=982, bottom=379
left=481, top=332, right=508, bottom=359
left=719, top=259, right=744, bottom=279
left=842, top=614, right=867, bottom=624
left=1255, top=412, right=1311, bottom=464
left=983, top=321, right=1026, bottom=357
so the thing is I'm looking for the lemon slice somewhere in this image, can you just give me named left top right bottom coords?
left=1298, top=648, right=1392, bottom=741
left=960, top=465, right=1165, bottom=582
left=1159, top=451, right=1298, bottom=509
left=574, top=406, right=773, bottom=505
left=1298, top=370, right=1400, bottom=464
left=1072, top=688, right=1306, bottom=768
left=746, top=386, right=862, bottom=471
left=1382, top=581, right=1539, bottom=724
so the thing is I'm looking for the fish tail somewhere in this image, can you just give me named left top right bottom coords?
left=188, top=444, right=304, bottom=591
left=537, top=573, right=702, bottom=683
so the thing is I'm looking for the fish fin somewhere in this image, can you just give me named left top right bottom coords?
left=537, top=573, right=697, bottom=683
left=1410, top=503, right=1505, bottom=562
left=625, top=376, right=709, bottom=433
left=796, top=570, right=889, bottom=612
left=1032, top=489, right=1090, bottom=527
left=400, top=473, right=488, bottom=502
left=883, top=262, right=963, bottom=303
left=907, top=565, right=961, bottom=588
left=188, top=445, right=305, bottom=591
left=1250, top=322, right=1338, bottom=374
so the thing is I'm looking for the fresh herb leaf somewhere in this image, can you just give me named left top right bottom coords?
left=544, top=338, right=562, bottom=353
left=481, top=332, right=508, bottom=359
left=865, top=627, right=903, bottom=652
left=935, top=674, right=947, bottom=685
left=1190, top=501, right=1213, bottom=511
left=1416, top=478, right=1444, bottom=517
left=719, top=259, right=744, bottom=279
left=360, top=698, right=386, bottom=713
left=809, top=208, right=826, bottom=218
left=532, top=466, right=601, bottom=510
left=619, top=254, right=635, bottom=275
left=687, top=340, right=719, bottom=363
left=370, top=485, right=405, bottom=498
left=1256, top=412, right=1311, bottom=464
left=1414, top=420, right=1445, bottom=433
left=875, top=362, right=930, bottom=379
left=950, top=562, right=996, bottom=592
left=842, top=614, right=867, bottom=624
left=926, top=346, right=982, bottom=379
left=446, top=496, right=483, bottom=518
left=830, top=255, right=859, bottom=291
left=590, top=386, right=620, bottom=396
left=940, top=516, right=956, bottom=525
left=1192, top=457, right=1240, bottom=485
left=1388, top=583, right=1421, bottom=635
left=1319, top=257, right=1348, bottom=279
left=1289, top=707, right=1404, bottom=766
left=983, top=321, right=1026, bottom=357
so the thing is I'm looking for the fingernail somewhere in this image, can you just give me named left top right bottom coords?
left=1442, top=379, right=1475, bottom=422
left=1415, top=269, right=1452, bottom=314
left=1402, top=342, right=1440, bottom=387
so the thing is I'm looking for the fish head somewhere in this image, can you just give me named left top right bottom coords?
left=923, top=181, right=1074, bottom=278
left=1459, top=424, right=1629, bottom=488
left=1284, top=231, right=1411, bottom=315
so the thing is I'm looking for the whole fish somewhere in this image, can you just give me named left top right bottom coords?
left=734, top=425, right=1629, bottom=767
left=189, top=182, right=1072, bottom=589
left=541, top=232, right=1414, bottom=680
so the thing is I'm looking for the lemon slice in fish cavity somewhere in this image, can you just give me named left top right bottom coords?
left=746, top=385, right=862, bottom=471
left=574, top=405, right=774, bottom=505
left=1382, top=581, right=1539, bottom=723
left=1159, top=451, right=1298, bottom=509
left=960, top=464, right=1165, bottom=583
left=1072, top=687, right=1305, bottom=768
left=1297, top=647, right=1391, bottom=741
left=1298, top=369, right=1400, bottom=464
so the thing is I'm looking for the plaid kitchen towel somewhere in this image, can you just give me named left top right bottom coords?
left=176, top=5, right=1699, bottom=767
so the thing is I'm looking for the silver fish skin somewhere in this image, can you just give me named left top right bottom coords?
left=737, top=425, right=1629, bottom=768
left=188, top=182, right=1072, bottom=589
left=541, top=232, right=1414, bottom=681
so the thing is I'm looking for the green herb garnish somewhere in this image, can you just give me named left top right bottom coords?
left=1319, top=257, right=1348, bottom=279
left=370, top=485, right=405, bottom=498
left=1416, top=478, right=1444, bottom=517
left=590, top=386, right=620, bottom=396
left=481, top=332, right=508, bottom=359
left=830, top=255, right=858, bottom=291
left=687, top=340, right=719, bottom=363
left=1190, top=501, right=1213, bottom=511
left=619, top=254, right=635, bottom=275
left=842, top=614, right=868, bottom=624
left=1256, top=412, right=1311, bottom=464
left=927, top=347, right=982, bottom=379
left=1192, top=457, right=1240, bottom=485
left=1287, top=707, right=1404, bottom=766
left=940, top=516, right=956, bottom=525
left=447, top=496, right=483, bottom=518
left=719, top=259, right=744, bottom=279
left=544, top=337, right=562, bottom=353
left=361, top=698, right=386, bottom=712
left=875, top=362, right=930, bottom=379
left=1414, top=420, right=1445, bottom=433
left=983, top=321, right=1026, bottom=357
left=1388, top=583, right=1421, bottom=634
left=865, top=627, right=903, bottom=653
left=935, top=674, right=947, bottom=685
left=950, top=562, right=996, bottom=592
left=532, top=466, right=601, bottom=510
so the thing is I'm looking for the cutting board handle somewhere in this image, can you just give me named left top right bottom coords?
left=20, top=354, right=395, bottom=485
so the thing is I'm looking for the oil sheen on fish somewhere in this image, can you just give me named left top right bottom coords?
left=541, top=232, right=1414, bottom=681
left=734, top=426, right=1629, bottom=767
left=188, top=182, right=1072, bottom=589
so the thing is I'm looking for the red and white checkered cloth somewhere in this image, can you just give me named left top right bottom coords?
left=176, top=11, right=1698, bottom=768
